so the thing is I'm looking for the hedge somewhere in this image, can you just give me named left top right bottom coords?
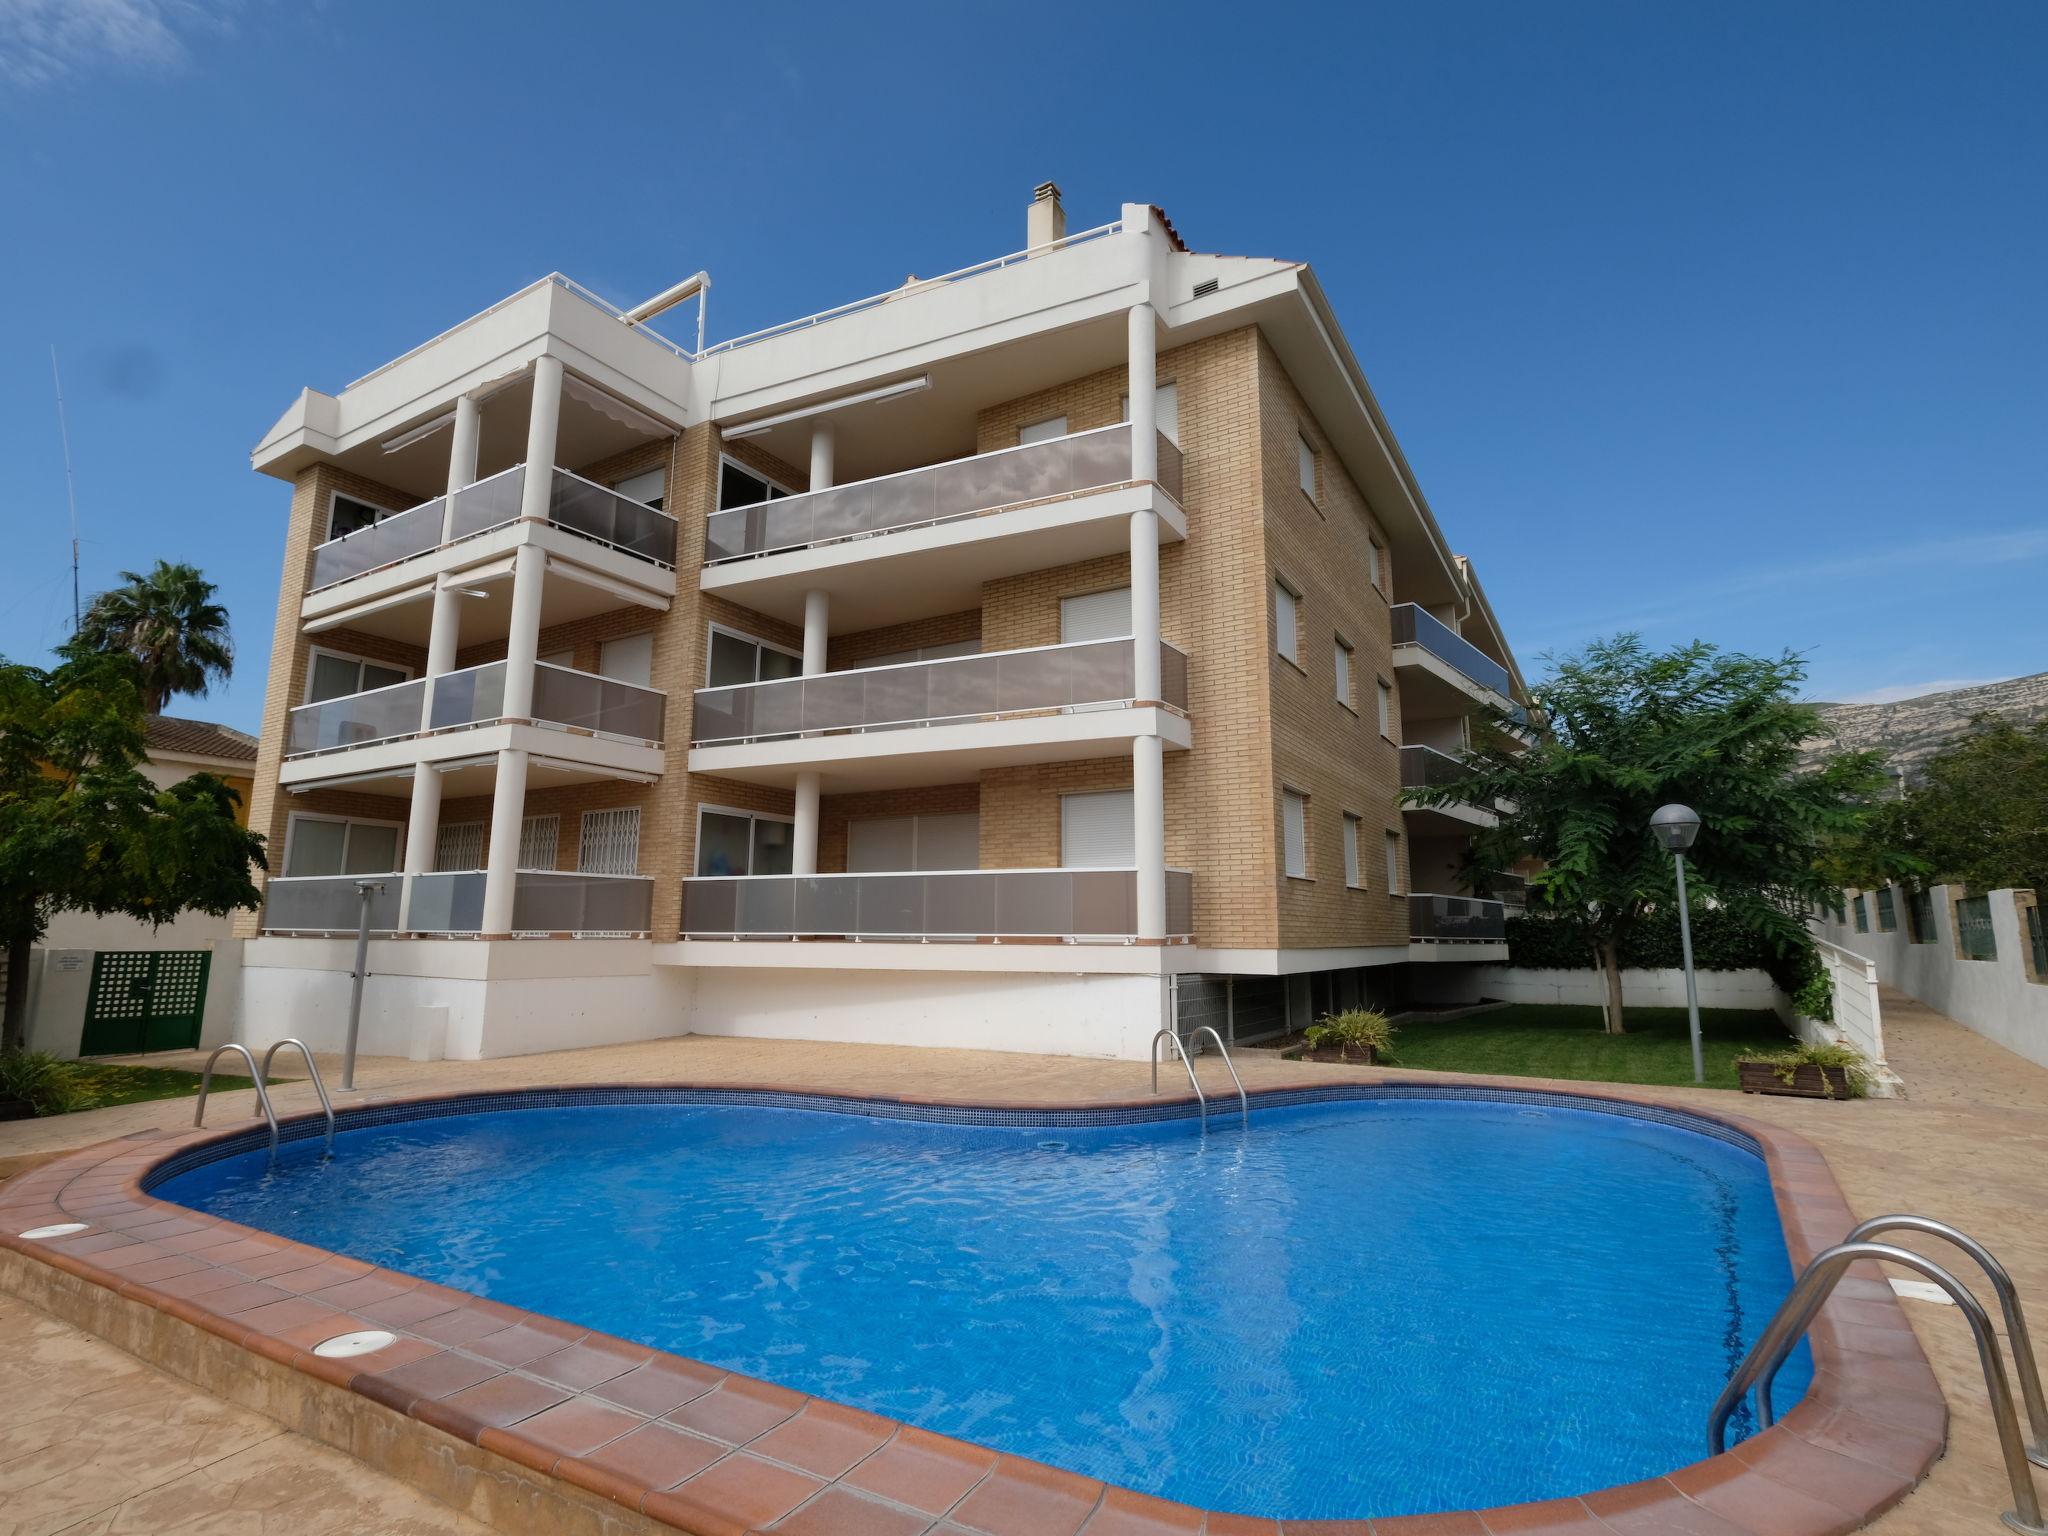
left=1504, top=909, right=1819, bottom=995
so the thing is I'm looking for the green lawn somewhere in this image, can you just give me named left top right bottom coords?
left=67, top=1063, right=288, bottom=1110
left=1388, top=1004, right=1796, bottom=1090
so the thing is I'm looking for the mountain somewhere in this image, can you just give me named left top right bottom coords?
left=1806, top=672, right=2048, bottom=782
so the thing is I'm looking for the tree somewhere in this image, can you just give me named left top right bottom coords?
left=74, top=560, right=233, bottom=714
left=1403, top=636, right=1885, bottom=1033
left=1833, top=716, right=2048, bottom=894
left=0, top=651, right=265, bottom=1052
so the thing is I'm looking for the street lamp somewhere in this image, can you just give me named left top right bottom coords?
left=1650, top=805, right=1705, bottom=1085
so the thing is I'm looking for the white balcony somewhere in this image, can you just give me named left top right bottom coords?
left=279, top=660, right=666, bottom=793
left=686, top=637, right=1191, bottom=790
left=699, top=425, right=1186, bottom=630
left=300, top=464, right=678, bottom=646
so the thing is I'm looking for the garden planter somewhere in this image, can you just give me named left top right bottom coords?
left=1302, top=1044, right=1379, bottom=1065
left=1738, top=1060, right=1853, bottom=1099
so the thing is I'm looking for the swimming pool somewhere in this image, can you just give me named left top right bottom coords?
left=151, top=1089, right=1808, bottom=1520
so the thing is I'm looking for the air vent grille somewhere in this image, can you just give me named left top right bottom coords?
left=1192, top=278, right=1219, bottom=298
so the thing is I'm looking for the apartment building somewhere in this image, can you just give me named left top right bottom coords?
left=236, top=186, right=1530, bottom=1062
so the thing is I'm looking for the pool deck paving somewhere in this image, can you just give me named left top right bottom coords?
left=1, top=984, right=2043, bottom=1536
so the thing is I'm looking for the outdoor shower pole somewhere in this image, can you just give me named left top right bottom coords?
left=343, top=880, right=385, bottom=1091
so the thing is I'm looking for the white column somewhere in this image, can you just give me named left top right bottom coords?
left=1128, top=304, right=1158, bottom=484
left=802, top=588, right=830, bottom=677
left=444, top=392, right=482, bottom=541
left=1134, top=736, right=1166, bottom=941
left=792, top=773, right=821, bottom=877
left=809, top=420, right=835, bottom=492
left=479, top=747, right=530, bottom=936
left=397, top=766, right=444, bottom=931
left=500, top=543, right=547, bottom=721
left=519, top=355, right=564, bottom=524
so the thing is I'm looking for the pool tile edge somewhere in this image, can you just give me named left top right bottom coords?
left=0, top=1079, right=1946, bottom=1536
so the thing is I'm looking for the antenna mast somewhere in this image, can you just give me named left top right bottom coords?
left=50, top=346, right=81, bottom=633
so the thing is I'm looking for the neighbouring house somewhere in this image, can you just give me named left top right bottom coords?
left=22, top=715, right=257, bottom=1058
left=233, top=184, right=1532, bottom=1063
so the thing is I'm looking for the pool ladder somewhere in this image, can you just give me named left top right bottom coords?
left=1150, top=1025, right=1248, bottom=1128
left=1709, top=1214, right=2047, bottom=1534
left=194, top=1039, right=335, bottom=1159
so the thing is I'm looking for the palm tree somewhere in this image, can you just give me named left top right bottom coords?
left=75, top=561, right=233, bottom=714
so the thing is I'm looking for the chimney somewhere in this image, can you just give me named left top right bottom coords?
left=1027, top=182, right=1066, bottom=250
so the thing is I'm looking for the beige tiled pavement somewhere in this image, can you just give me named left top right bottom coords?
left=3, top=985, right=2045, bottom=1533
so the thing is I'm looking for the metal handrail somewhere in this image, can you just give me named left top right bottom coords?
left=1150, top=1027, right=1207, bottom=1123
left=1846, top=1216, right=2048, bottom=1469
left=258, top=1039, right=335, bottom=1156
left=194, top=1044, right=281, bottom=1158
left=1149, top=1025, right=1249, bottom=1129
left=1707, top=1238, right=2045, bottom=1535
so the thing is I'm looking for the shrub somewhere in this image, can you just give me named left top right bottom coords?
left=1790, top=970, right=1834, bottom=1024
left=1304, top=1009, right=1396, bottom=1056
left=1505, top=909, right=1822, bottom=997
left=0, top=1050, right=100, bottom=1116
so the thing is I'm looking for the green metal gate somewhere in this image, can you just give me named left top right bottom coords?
left=81, top=950, right=211, bottom=1055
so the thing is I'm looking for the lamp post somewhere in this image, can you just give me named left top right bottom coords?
left=1650, top=805, right=1705, bottom=1085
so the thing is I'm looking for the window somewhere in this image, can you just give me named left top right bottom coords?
left=1060, top=790, right=1134, bottom=868
left=598, top=633, right=654, bottom=687
left=1852, top=894, right=1870, bottom=933
left=520, top=814, right=560, bottom=870
left=433, top=814, right=557, bottom=871
left=860, top=639, right=980, bottom=666
left=717, top=456, right=793, bottom=511
left=305, top=648, right=411, bottom=704
left=848, top=813, right=980, bottom=872
left=1377, top=679, right=1395, bottom=739
left=1120, top=382, right=1180, bottom=446
left=578, top=808, right=641, bottom=875
left=1955, top=894, right=1998, bottom=961
left=1060, top=587, right=1132, bottom=644
left=1334, top=639, right=1354, bottom=708
left=1297, top=434, right=1317, bottom=500
left=283, top=813, right=401, bottom=877
left=1906, top=887, right=1937, bottom=943
left=1017, top=415, right=1068, bottom=446
left=537, top=648, right=575, bottom=669
left=326, top=492, right=396, bottom=542
left=696, top=807, right=793, bottom=877
left=706, top=625, right=802, bottom=687
left=612, top=468, right=665, bottom=511
left=1876, top=887, right=1898, bottom=932
left=1368, top=539, right=1384, bottom=592
left=1384, top=830, right=1403, bottom=894
left=1282, top=790, right=1308, bottom=879
left=1342, top=813, right=1364, bottom=888
left=1273, top=577, right=1300, bottom=665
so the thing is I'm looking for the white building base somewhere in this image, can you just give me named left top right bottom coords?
left=237, top=937, right=689, bottom=1062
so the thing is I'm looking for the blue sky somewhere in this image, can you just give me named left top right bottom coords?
left=2, top=0, right=2042, bottom=732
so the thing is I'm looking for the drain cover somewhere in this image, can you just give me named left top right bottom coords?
left=312, top=1329, right=398, bottom=1358
left=18, top=1223, right=88, bottom=1240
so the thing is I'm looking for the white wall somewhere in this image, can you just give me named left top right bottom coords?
left=24, top=938, right=243, bottom=1060
left=1818, top=885, right=2048, bottom=1071
left=685, top=965, right=1172, bottom=1061
left=1410, top=964, right=1782, bottom=1012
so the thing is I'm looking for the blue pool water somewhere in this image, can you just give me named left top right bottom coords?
left=154, top=1093, right=1806, bottom=1518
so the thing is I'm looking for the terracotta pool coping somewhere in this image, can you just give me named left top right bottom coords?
left=0, top=1076, right=1945, bottom=1536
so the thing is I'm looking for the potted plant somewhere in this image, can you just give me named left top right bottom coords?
left=1301, top=1009, right=1396, bottom=1065
left=1737, top=1042, right=1868, bottom=1100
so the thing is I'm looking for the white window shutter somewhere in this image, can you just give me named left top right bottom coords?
left=1060, top=587, right=1132, bottom=643
left=1282, top=791, right=1307, bottom=878
left=849, top=817, right=916, bottom=873
left=577, top=808, right=639, bottom=875
left=1061, top=790, right=1135, bottom=868
left=599, top=633, right=654, bottom=687
left=1274, top=581, right=1299, bottom=662
left=1018, top=415, right=1068, bottom=445
left=1343, top=815, right=1362, bottom=887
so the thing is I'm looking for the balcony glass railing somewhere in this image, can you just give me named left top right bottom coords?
left=1408, top=893, right=1507, bottom=943
left=705, top=424, right=1184, bottom=564
left=287, top=663, right=666, bottom=758
left=405, top=870, right=654, bottom=935
left=309, top=464, right=678, bottom=591
left=681, top=867, right=1194, bottom=941
left=287, top=677, right=428, bottom=756
left=430, top=661, right=665, bottom=742
left=260, top=874, right=404, bottom=934
left=1398, top=744, right=1474, bottom=791
left=692, top=637, right=1189, bottom=747
left=1390, top=604, right=1514, bottom=701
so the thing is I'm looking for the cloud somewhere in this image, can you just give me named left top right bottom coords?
left=0, top=0, right=236, bottom=89
left=1824, top=677, right=2010, bottom=707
